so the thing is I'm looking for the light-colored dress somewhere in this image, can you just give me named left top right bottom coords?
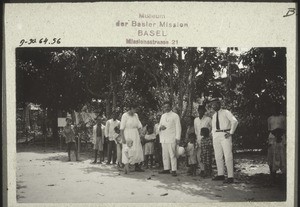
left=123, top=145, right=135, bottom=165
left=92, top=124, right=105, bottom=151
left=120, top=112, right=144, bottom=164
left=186, top=142, right=197, bottom=165
left=267, top=115, right=286, bottom=173
left=144, top=133, right=156, bottom=155
left=113, top=133, right=122, bottom=164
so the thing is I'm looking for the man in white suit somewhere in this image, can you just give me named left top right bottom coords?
left=210, top=98, right=238, bottom=184
left=91, top=115, right=105, bottom=164
left=158, top=101, right=181, bottom=177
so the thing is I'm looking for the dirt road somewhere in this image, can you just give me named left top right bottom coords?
left=16, top=145, right=285, bottom=203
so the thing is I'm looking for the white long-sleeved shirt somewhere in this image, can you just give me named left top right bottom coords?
left=159, top=111, right=181, bottom=143
left=211, top=109, right=238, bottom=136
left=92, top=124, right=105, bottom=144
left=194, top=116, right=212, bottom=141
left=105, top=119, right=120, bottom=141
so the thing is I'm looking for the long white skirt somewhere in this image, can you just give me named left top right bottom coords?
left=122, top=128, right=144, bottom=164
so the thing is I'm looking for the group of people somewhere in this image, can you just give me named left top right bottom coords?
left=62, top=98, right=286, bottom=184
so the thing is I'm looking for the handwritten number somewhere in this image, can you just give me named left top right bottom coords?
left=19, top=39, right=25, bottom=47
left=28, top=39, right=36, bottom=44
left=50, top=38, right=56, bottom=44
left=19, top=38, right=61, bottom=46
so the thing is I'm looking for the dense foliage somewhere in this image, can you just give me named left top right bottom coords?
left=16, top=47, right=286, bottom=150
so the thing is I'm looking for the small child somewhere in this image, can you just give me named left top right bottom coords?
left=123, top=139, right=134, bottom=174
left=144, top=124, right=156, bottom=169
left=186, top=133, right=197, bottom=176
left=113, top=126, right=123, bottom=168
left=200, top=127, right=213, bottom=178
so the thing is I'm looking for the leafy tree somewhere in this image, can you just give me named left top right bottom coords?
left=16, top=48, right=92, bottom=141
left=17, top=47, right=286, bottom=151
left=221, top=48, right=286, bottom=150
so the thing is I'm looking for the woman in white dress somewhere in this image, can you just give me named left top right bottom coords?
left=120, top=103, right=144, bottom=172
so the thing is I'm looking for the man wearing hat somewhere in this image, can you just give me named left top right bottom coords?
left=210, top=98, right=238, bottom=184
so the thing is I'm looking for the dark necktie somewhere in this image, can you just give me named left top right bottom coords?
left=216, top=111, right=220, bottom=130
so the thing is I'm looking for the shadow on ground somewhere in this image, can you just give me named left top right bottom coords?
left=16, top=181, right=27, bottom=200
left=79, top=162, right=286, bottom=202
left=17, top=144, right=287, bottom=202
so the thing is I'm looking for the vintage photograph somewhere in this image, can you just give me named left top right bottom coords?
left=15, top=47, right=287, bottom=203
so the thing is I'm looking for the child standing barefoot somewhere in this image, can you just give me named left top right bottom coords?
left=144, top=124, right=156, bottom=169
left=123, top=139, right=134, bottom=174
left=91, top=116, right=105, bottom=164
left=186, top=133, right=197, bottom=176
left=200, top=127, right=213, bottom=178
left=62, top=117, right=78, bottom=161
left=113, top=126, right=123, bottom=168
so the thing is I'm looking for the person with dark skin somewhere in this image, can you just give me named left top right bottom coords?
left=105, top=111, right=120, bottom=165
left=154, top=115, right=163, bottom=168
left=267, top=104, right=286, bottom=185
left=186, top=133, right=197, bottom=176
left=91, top=116, right=105, bottom=164
left=113, top=126, right=124, bottom=168
left=194, top=105, right=212, bottom=177
left=144, top=123, right=156, bottom=169
left=62, top=117, right=78, bottom=162
left=200, top=127, right=213, bottom=178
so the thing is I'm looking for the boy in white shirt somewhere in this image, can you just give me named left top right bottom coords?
left=105, top=111, right=120, bottom=165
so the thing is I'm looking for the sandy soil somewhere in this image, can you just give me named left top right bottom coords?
left=16, top=145, right=286, bottom=203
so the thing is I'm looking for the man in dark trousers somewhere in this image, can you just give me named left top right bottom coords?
left=105, top=111, right=120, bottom=165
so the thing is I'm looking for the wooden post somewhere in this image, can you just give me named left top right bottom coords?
left=44, top=134, right=47, bottom=149
left=77, top=135, right=80, bottom=159
left=59, top=132, right=62, bottom=150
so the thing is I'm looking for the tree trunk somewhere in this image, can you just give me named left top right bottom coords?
left=49, top=107, right=59, bottom=144
left=187, top=84, right=192, bottom=116
left=189, top=67, right=195, bottom=116
left=111, top=69, right=118, bottom=112
left=112, top=91, right=117, bottom=111
left=107, top=69, right=114, bottom=117
left=169, top=63, right=174, bottom=104
left=106, top=100, right=111, bottom=119
left=177, top=47, right=184, bottom=118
